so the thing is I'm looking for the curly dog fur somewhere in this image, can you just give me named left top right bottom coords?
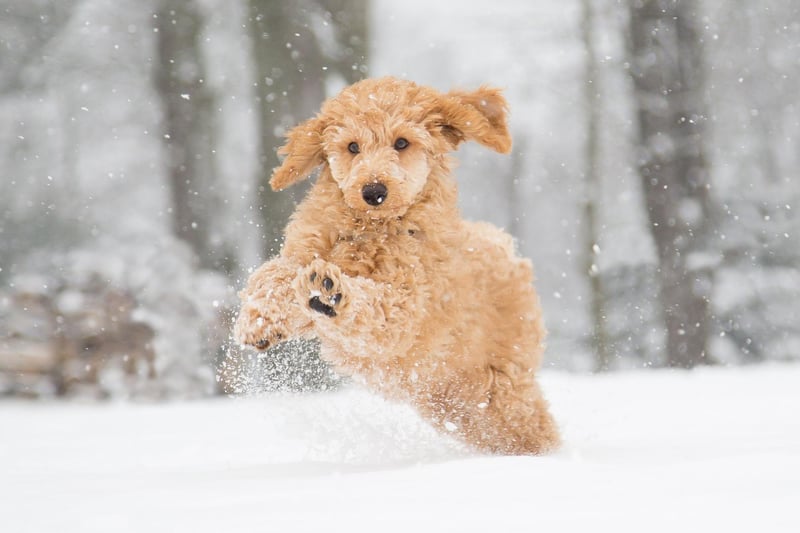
left=234, top=77, right=559, bottom=454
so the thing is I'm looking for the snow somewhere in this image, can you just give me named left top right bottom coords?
left=2, top=363, right=799, bottom=532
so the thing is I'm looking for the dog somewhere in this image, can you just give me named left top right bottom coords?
left=234, top=77, right=559, bottom=454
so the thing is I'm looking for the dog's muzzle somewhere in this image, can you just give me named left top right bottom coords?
left=361, top=183, right=388, bottom=206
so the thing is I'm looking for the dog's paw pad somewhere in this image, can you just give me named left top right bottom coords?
left=309, top=295, right=339, bottom=317
left=253, top=330, right=285, bottom=350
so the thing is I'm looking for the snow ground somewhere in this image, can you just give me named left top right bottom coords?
left=2, top=364, right=799, bottom=533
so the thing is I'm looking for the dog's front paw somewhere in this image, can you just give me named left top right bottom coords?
left=233, top=302, right=290, bottom=351
left=295, top=259, right=347, bottom=318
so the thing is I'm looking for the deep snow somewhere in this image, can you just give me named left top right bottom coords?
left=2, top=364, right=799, bottom=532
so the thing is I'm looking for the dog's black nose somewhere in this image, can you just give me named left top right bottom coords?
left=361, top=183, right=388, bottom=206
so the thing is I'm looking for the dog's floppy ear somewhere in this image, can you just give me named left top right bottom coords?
left=269, top=115, right=327, bottom=191
left=436, top=86, right=512, bottom=154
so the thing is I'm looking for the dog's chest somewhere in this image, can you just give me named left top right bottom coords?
left=328, top=226, right=423, bottom=279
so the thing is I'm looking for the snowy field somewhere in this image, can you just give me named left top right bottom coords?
left=2, top=364, right=799, bottom=533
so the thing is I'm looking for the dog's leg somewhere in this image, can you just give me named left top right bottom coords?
left=419, top=368, right=560, bottom=455
left=234, top=258, right=314, bottom=350
left=292, top=259, right=419, bottom=361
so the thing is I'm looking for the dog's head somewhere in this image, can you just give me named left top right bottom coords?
left=270, top=77, right=512, bottom=218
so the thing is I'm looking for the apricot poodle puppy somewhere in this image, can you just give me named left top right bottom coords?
left=234, top=77, right=559, bottom=455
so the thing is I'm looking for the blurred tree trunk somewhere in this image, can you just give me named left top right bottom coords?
left=154, top=0, right=217, bottom=270
left=248, top=0, right=368, bottom=257
left=0, top=1, right=78, bottom=277
left=580, top=0, right=612, bottom=371
left=244, top=0, right=368, bottom=393
left=628, top=0, right=715, bottom=368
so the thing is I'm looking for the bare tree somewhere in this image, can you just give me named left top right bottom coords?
left=580, top=0, right=612, bottom=371
left=154, top=0, right=219, bottom=270
left=248, top=0, right=368, bottom=255
left=627, top=0, right=715, bottom=368
left=240, top=1, right=368, bottom=392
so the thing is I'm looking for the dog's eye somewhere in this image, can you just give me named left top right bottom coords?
left=394, top=138, right=410, bottom=151
left=348, top=142, right=360, bottom=154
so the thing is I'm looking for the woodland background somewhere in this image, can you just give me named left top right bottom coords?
left=1, top=0, right=798, bottom=399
